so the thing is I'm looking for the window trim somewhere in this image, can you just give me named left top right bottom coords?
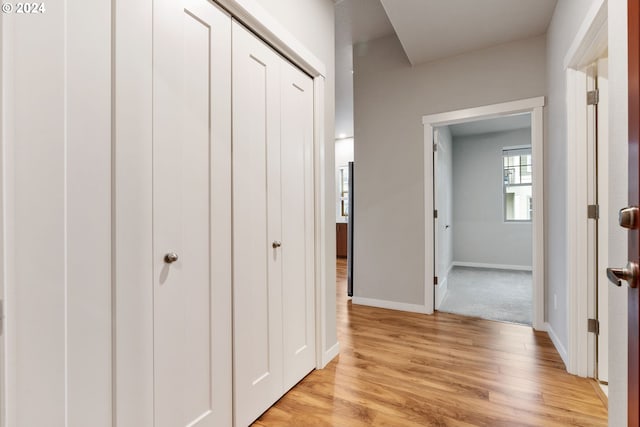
left=502, top=146, right=532, bottom=223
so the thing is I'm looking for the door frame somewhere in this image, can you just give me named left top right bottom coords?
left=564, top=0, right=609, bottom=377
left=422, top=97, right=546, bottom=331
left=114, top=0, right=332, bottom=424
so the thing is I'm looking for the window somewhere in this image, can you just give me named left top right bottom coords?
left=339, top=166, right=349, bottom=218
left=503, top=147, right=532, bottom=222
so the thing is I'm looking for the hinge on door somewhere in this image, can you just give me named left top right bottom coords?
left=587, top=90, right=599, bottom=105
left=588, top=318, right=600, bottom=335
left=434, top=209, right=438, bottom=219
left=587, top=204, right=599, bottom=220
left=434, top=276, right=438, bottom=285
left=433, top=143, right=438, bottom=152
left=0, top=300, right=3, bottom=336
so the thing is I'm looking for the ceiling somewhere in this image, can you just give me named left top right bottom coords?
left=448, top=113, right=531, bottom=138
left=379, top=0, right=557, bottom=65
left=334, top=0, right=395, bottom=138
left=334, top=0, right=557, bottom=139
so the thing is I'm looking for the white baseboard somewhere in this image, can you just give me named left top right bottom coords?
left=435, top=277, right=448, bottom=310
left=452, top=261, right=533, bottom=271
left=446, top=262, right=454, bottom=276
left=351, top=296, right=428, bottom=314
left=320, top=341, right=340, bottom=368
left=545, top=322, right=569, bottom=369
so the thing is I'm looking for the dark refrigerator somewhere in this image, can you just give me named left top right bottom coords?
left=347, top=161, right=354, bottom=296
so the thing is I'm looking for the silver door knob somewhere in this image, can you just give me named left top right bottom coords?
left=272, top=241, right=282, bottom=248
left=619, top=206, right=640, bottom=229
left=164, top=252, right=179, bottom=264
left=606, top=262, right=639, bottom=288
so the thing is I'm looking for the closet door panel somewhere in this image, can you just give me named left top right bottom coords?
left=280, top=61, right=316, bottom=391
left=152, top=0, right=231, bottom=426
left=232, top=22, right=283, bottom=427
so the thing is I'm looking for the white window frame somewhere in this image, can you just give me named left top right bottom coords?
left=502, top=146, right=533, bottom=223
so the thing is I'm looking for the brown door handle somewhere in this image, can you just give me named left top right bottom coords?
left=619, top=206, right=640, bottom=229
left=607, top=262, right=639, bottom=288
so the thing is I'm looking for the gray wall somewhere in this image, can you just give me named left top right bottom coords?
left=545, top=0, right=603, bottom=355
left=436, top=127, right=453, bottom=281
left=452, top=128, right=532, bottom=267
left=259, top=0, right=338, bottom=352
left=353, top=34, right=546, bottom=304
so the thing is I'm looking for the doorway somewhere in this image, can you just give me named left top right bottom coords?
left=422, top=97, right=545, bottom=330
left=433, top=114, right=534, bottom=325
left=335, top=137, right=354, bottom=295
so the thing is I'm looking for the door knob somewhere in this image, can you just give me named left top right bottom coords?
left=272, top=241, right=282, bottom=248
left=619, top=206, right=640, bottom=229
left=606, top=262, right=639, bottom=288
left=164, top=252, right=179, bottom=264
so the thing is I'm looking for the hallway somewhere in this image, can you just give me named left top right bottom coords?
left=254, top=259, right=607, bottom=426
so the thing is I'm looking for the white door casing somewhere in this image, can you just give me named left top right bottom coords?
left=422, top=97, right=545, bottom=325
left=596, top=57, right=610, bottom=383
left=586, top=63, right=598, bottom=379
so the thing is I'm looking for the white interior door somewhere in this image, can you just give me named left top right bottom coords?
left=232, top=22, right=284, bottom=427
left=280, top=60, right=316, bottom=391
left=596, top=57, right=609, bottom=383
left=153, top=0, right=232, bottom=425
left=433, top=128, right=452, bottom=309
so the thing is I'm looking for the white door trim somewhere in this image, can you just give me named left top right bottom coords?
left=215, top=0, right=325, bottom=77
left=422, top=97, right=546, bottom=331
left=565, top=0, right=608, bottom=377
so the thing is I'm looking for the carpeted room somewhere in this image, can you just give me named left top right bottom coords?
left=434, top=114, right=533, bottom=325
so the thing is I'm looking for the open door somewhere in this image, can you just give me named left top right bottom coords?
left=629, top=2, right=640, bottom=424
left=609, top=2, right=640, bottom=424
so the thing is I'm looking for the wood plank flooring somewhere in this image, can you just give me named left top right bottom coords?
left=253, top=259, right=607, bottom=426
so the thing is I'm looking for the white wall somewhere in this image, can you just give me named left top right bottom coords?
left=452, top=128, right=533, bottom=268
left=435, top=127, right=453, bottom=283
left=1, top=0, right=336, bottom=424
left=258, top=0, right=338, bottom=353
left=335, top=138, right=354, bottom=222
left=353, top=34, right=546, bottom=305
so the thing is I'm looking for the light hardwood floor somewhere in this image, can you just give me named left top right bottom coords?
left=253, top=258, right=607, bottom=426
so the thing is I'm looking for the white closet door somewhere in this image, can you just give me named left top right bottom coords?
left=153, top=0, right=232, bottom=426
left=232, top=22, right=283, bottom=427
left=280, top=61, right=316, bottom=391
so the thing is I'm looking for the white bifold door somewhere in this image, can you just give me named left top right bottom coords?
left=232, top=22, right=316, bottom=427
left=117, top=0, right=233, bottom=426
left=153, top=0, right=232, bottom=425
